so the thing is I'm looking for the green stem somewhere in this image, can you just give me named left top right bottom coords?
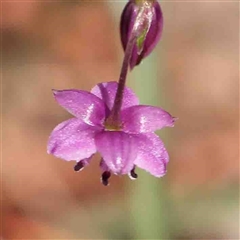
left=129, top=51, right=169, bottom=239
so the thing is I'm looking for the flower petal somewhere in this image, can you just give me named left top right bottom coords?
left=91, top=81, right=139, bottom=111
left=53, top=89, right=105, bottom=126
left=134, top=133, right=169, bottom=177
left=121, top=105, right=176, bottom=133
left=47, top=118, right=99, bottom=161
left=95, top=131, right=139, bottom=175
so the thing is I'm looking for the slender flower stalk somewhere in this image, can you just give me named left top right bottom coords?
left=105, top=34, right=136, bottom=126
left=107, top=1, right=155, bottom=125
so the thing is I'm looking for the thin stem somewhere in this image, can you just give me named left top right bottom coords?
left=106, top=34, right=136, bottom=124
left=106, top=2, right=151, bottom=127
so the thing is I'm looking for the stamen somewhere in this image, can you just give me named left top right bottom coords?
left=101, top=171, right=111, bottom=186
left=129, top=168, right=138, bottom=180
left=74, top=161, right=85, bottom=172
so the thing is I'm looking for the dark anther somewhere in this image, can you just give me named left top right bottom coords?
left=101, top=171, right=111, bottom=186
left=74, top=161, right=84, bottom=172
left=129, top=168, right=138, bottom=180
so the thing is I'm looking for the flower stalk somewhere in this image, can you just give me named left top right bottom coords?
left=105, top=34, right=136, bottom=127
left=106, top=0, right=155, bottom=127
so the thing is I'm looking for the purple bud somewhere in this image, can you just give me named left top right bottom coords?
left=120, top=0, right=163, bottom=69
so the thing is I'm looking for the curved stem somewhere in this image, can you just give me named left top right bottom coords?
left=106, top=2, right=151, bottom=127
left=106, top=34, right=136, bottom=125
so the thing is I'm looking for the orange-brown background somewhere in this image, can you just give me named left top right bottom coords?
left=2, top=1, right=239, bottom=239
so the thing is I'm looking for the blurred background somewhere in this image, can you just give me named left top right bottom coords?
left=2, top=1, right=239, bottom=239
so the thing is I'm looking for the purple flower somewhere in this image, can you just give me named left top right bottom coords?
left=120, top=0, right=163, bottom=69
left=47, top=82, right=175, bottom=185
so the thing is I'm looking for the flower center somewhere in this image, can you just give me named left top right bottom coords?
left=104, top=119, right=122, bottom=131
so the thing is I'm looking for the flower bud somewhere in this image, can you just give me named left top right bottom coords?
left=120, top=0, right=163, bottom=69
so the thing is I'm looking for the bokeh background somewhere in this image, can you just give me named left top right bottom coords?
left=2, top=1, right=239, bottom=239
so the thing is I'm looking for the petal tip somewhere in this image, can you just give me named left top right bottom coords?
left=47, top=143, right=57, bottom=155
left=52, top=89, right=59, bottom=95
left=154, top=165, right=167, bottom=178
left=171, top=116, right=178, bottom=127
left=167, top=116, right=178, bottom=127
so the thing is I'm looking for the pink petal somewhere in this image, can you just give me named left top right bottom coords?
left=91, top=81, right=139, bottom=111
left=53, top=89, right=105, bottom=126
left=47, top=118, right=99, bottom=161
left=121, top=105, right=176, bottom=133
left=95, top=131, right=139, bottom=175
left=134, top=133, right=169, bottom=177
